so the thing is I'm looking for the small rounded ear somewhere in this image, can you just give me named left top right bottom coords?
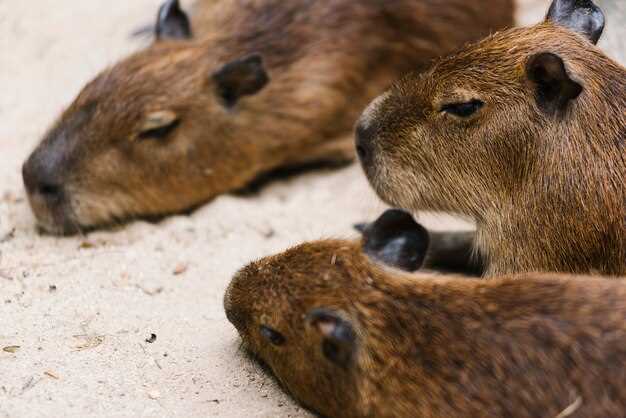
left=526, top=52, right=583, bottom=115
left=357, top=209, right=429, bottom=272
left=545, top=0, right=605, bottom=44
left=306, top=308, right=356, bottom=369
left=212, top=54, right=270, bottom=108
left=156, top=0, right=192, bottom=41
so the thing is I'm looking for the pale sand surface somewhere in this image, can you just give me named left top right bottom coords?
left=3, top=1, right=618, bottom=417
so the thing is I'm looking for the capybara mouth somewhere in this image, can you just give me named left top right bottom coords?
left=25, top=192, right=81, bottom=236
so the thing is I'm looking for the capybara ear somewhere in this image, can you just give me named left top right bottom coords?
left=155, top=0, right=192, bottom=41
left=306, top=308, right=356, bottom=369
left=545, top=0, right=605, bottom=44
left=358, top=209, right=429, bottom=272
left=526, top=52, right=583, bottom=115
left=211, top=54, right=270, bottom=107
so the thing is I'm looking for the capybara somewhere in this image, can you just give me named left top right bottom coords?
left=21, top=0, right=514, bottom=234
left=355, top=0, right=625, bottom=276
left=225, top=209, right=626, bottom=418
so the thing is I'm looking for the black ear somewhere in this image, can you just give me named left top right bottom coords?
left=526, top=52, right=583, bottom=115
left=156, top=0, right=192, bottom=40
left=307, top=308, right=356, bottom=369
left=212, top=54, right=270, bottom=107
left=545, top=0, right=605, bottom=44
left=356, top=209, right=429, bottom=272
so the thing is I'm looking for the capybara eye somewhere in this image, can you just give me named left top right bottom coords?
left=137, top=110, right=180, bottom=141
left=138, top=119, right=180, bottom=141
left=440, top=99, right=484, bottom=118
left=260, top=325, right=286, bottom=346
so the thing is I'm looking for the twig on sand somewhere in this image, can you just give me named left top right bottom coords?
left=44, top=371, right=60, bottom=380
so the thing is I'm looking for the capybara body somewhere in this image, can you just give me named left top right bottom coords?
left=225, top=239, right=626, bottom=418
left=356, top=0, right=625, bottom=276
left=22, top=0, right=514, bottom=234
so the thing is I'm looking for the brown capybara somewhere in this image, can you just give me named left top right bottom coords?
left=21, top=0, right=514, bottom=235
left=224, top=209, right=626, bottom=418
left=355, top=0, right=626, bottom=277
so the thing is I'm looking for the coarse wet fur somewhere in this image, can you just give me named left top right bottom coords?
left=224, top=239, right=626, bottom=418
left=21, top=0, right=514, bottom=235
left=356, top=0, right=626, bottom=277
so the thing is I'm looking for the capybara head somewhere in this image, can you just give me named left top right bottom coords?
left=355, top=0, right=618, bottom=217
left=225, top=210, right=431, bottom=416
left=22, top=0, right=270, bottom=234
left=224, top=241, right=366, bottom=417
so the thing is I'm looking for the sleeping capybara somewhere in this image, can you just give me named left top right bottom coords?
left=21, top=0, right=514, bottom=234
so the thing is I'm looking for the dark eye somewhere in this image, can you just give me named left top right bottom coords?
left=260, top=325, right=286, bottom=346
left=440, top=99, right=484, bottom=118
left=138, top=119, right=180, bottom=140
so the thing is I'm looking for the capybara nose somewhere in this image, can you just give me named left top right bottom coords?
left=22, top=156, right=64, bottom=203
left=355, top=122, right=375, bottom=164
left=225, top=304, right=245, bottom=331
left=224, top=282, right=247, bottom=332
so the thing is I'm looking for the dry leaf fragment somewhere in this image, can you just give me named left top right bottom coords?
left=73, top=335, right=105, bottom=351
left=173, top=263, right=188, bottom=276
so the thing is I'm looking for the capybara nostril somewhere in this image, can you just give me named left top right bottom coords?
left=38, top=183, right=64, bottom=202
left=22, top=160, right=37, bottom=193
left=224, top=281, right=248, bottom=332
left=22, top=157, right=64, bottom=201
left=355, top=143, right=368, bottom=162
left=355, top=123, right=375, bottom=164
left=225, top=303, right=245, bottom=331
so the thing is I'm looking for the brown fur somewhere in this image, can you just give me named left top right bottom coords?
left=22, top=0, right=513, bottom=234
left=225, top=239, right=626, bottom=418
left=357, top=21, right=626, bottom=276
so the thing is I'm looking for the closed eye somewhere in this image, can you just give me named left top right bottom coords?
left=260, top=325, right=286, bottom=346
left=138, top=119, right=180, bottom=140
left=440, top=99, right=484, bottom=118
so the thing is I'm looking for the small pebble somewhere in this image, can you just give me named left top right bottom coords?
left=173, top=263, right=188, bottom=276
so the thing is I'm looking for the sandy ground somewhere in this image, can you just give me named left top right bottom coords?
left=1, top=1, right=621, bottom=417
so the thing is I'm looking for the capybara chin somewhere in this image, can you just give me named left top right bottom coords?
left=356, top=0, right=625, bottom=277
left=21, top=0, right=514, bottom=235
left=225, top=237, right=626, bottom=418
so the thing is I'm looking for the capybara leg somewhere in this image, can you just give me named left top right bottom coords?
left=425, top=231, right=484, bottom=277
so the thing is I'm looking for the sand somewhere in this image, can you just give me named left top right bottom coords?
left=1, top=1, right=617, bottom=417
